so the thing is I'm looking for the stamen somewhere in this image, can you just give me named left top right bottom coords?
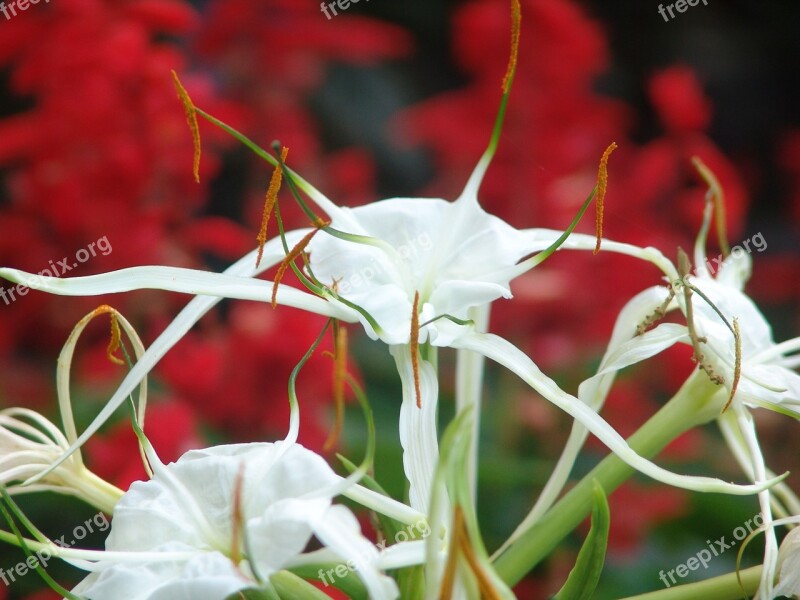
left=230, top=462, right=246, bottom=565
left=439, top=506, right=465, bottom=600
left=323, top=325, right=348, bottom=452
left=458, top=520, right=503, bottom=600
left=410, top=291, right=422, bottom=409
left=271, top=221, right=329, bottom=308
left=677, top=249, right=724, bottom=386
left=692, top=156, right=730, bottom=258
left=502, top=0, right=522, bottom=94
left=82, top=304, right=125, bottom=366
left=106, top=311, right=125, bottom=366
left=594, top=142, right=618, bottom=255
left=256, top=146, right=289, bottom=269
left=722, top=318, right=742, bottom=413
left=170, top=70, right=201, bottom=184
left=635, top=287, right=676, bottom=336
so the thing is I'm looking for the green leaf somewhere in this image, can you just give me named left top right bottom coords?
left=288, top=563, right=367, bottom=600
left=271, top=570, right=335, bottom=599
left=553, top=480, right=610, bottom=600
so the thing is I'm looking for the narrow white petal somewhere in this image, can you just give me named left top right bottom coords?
left=495, top=288, right=683, bottom=557
left=455, top=304, right=491, bottom=502
left=391, top=345, right=440, bottom=513
left=376, top=540, right=427, bottom=570
left=595, top=323, right=689, bottom=378
left=341, top=483, right=426, bottom=526
left=312, top=505, right=399, bottom=600
left=583, top=286, right=678, bottom=408
left=451, top=331, right=783, bottom=495
left=20, top=232, right=348, bottom=485
left=0, top=266, right=354, bottom=320
left=734, top=407, right=778, bottom=600
left=511, top=229, right=681, bottom=281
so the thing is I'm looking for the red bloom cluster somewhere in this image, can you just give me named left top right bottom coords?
left=0, top=1, right=405, bottom=485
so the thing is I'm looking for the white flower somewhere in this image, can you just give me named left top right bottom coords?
left=73, top=442, right=399, bottom=600
left=521, top=189, right=800, bottom=597
left=307, top=191, right=533, bottom=347
left=685, top=251, right=800, bottom=413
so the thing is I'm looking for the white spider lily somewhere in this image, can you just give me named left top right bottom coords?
left=0, top=408, right=121, bottom=514
left=518, top=175, right=800, bottom=597
left=72, top=441, right=400, bottom=600
left=0, top=305, right=138, bottom=514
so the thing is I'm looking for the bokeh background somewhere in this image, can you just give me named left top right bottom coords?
left=0, top=1, right=798, bottom=598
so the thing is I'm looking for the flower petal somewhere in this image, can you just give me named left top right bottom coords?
left=496, top=287, right=680, bottom=556
left=17, top=233, right=346, bottom=484
left=73, top=549, right=249, bottom=600
left=595, top=323, right=689, bottom=378
left=391, top=345, right=440, bottom=513
left=311, top=504, right=400, bottom=600
left=450, top=331, right=784, bottom=495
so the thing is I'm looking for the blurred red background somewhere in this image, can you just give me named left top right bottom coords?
left=0, top=1, right=798, bottom=598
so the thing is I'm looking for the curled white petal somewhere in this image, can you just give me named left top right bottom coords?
left=450, top=331, right=784, bottom=496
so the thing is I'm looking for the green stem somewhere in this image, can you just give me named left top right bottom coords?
left=494, top=372, right=723, bottom=586
left=618, top=565, right=762, bottom=600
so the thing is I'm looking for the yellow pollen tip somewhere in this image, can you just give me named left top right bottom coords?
left=502, top=0, right=522, bottom=94
left=171, top=70, right=201, bottom=184
left=84, top=305, right=125, bottom=366
left=439, top=506, right=465, bottom=600
left=692, top=155, right=730, bottom=258
left=271, top=221, right=329, bottom=308
left=256, top=146, right=289, bottom=268
left=106, top=312, right=125, bottom=366
left=594, top=141, right=618, bottom=255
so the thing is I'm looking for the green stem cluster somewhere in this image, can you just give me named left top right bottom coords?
left=494, top=373, right=731, bottom=595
